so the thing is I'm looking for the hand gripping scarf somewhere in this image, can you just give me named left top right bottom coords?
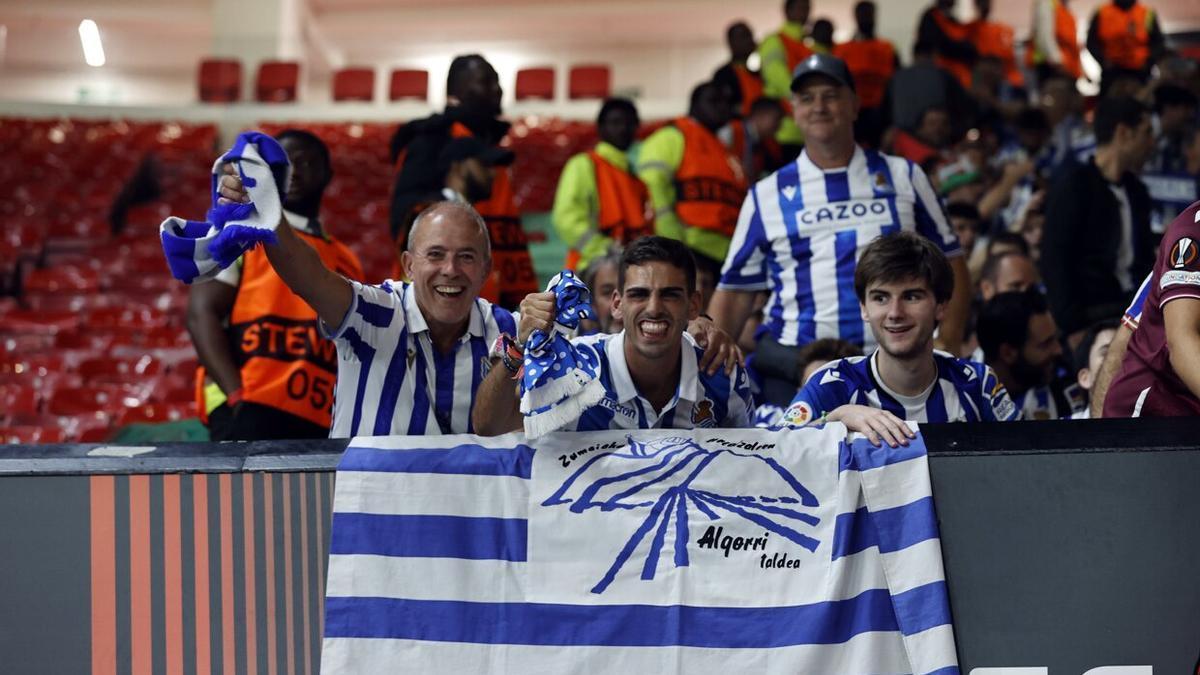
left=520, top=270, right=605, bottom=438
left=160, top=131, right=292, bottom=283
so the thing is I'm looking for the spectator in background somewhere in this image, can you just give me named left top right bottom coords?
left=1028, top=0, right=1084, bottom=85
left=977, top=109, right=1052, bottom=232
left=1040, top=96, right=1156, bottom=343
left=758, top=0, right=814, bottom=158
left=970, top=0, right=1025, bottom=92
left=979, top=251, right=1039, bottom=302
left=891, top=105, right=954, bottom=167
left=809, top=18, right=835, bottom=54
left=917, top=0, right=977, bottom=90
left=834, top=1, right=899, bottom=149
left=713, top=22, right=764, bottom=119
left=709, top=54, right=972, bottom=406
left=1070, top=320, right=1120, bottom=418
left=987, top=231, right=1032, bottom=259
left=189, top=130, right=364, bottom=441
left=946, top=201, right=986, bottom=277
left=552, top=98, right=652, bottom=273
left=1086, top=0, right=1166, bottom=93
left=1090, top=272, right=1149, bottom=416
left=390, top=54, right=537, bottom=310
left=1040, top=71, right=1096, bottom=171
left=884, top=39, right=974, bottom=141
left=721, top=96, right=785, bottom=182
left=978, top=289, right=1087, bottom=419
left=1144, top=85, right=1200, bottom=235
left=393, top=137, right=516, bottom=251
left=579, top=251, right=623, bottom=335
left=639, top=81, right=746, bottom=290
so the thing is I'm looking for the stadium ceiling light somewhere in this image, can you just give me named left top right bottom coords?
left=78, top=19, right=105, bottom=67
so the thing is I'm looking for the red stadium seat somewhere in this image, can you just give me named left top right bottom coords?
left=0, top=383, right=40, bottom=419
left=256, top=61, right=300, bottom=103
left=198, top=58, right=242, bottom=103
left=569, top=64, right=611, bottom=99
left=1, top=425, right=66, bottom=444
left=0, top=310, right=80, bottom=336
left=333, top=68, right=376, bottom=102
left=516, top=68, right=555, bottom=101
left=48, top=384, right=147, bottom=417
left=78, top=356, right=163, bottom=383
left=389, top=69, right=429, bottom=101
left=116, top=402, right=195, bottom=426
left=23, top=266, right=101, bottom=294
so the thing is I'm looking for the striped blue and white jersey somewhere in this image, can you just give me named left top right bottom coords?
left=779, top=350, right=1018, bottom=426
left=566, top=331, right=754, bottom=431
left=1012, top=382, right=1087, bottom=420
left=1123, top=272, right=1153, bottom=329
left=321, top=279, right=515, bottom=438
left=719, top=146, right=961, bottom=350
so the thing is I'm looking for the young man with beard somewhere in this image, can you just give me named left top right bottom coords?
left=218, top=158, right=515, bottom=436
left=472, top=236, right=754, bottom=433
left=780, top=232, right=1018, bottom=447
left=977, top=289, right=1086, bottom=419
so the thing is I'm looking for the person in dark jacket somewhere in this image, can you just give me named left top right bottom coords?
left=1038, top=96, right=1156, bottom=342
left=389, top=54, right=537, bottom=309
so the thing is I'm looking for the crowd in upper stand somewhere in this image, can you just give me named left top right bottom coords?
left=192, top=0, right=1200, bottom=444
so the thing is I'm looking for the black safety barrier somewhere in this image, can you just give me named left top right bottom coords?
left=1, top=418, right=1197, bottom=674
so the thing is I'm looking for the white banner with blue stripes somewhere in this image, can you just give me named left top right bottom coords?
left=321, top=425, right=959, bottom=674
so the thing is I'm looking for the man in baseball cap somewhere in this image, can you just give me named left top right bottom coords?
left=709, top=52, right=974, bottom=407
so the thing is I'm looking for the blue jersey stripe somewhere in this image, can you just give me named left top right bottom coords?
left=433, top=346, right=457, bottom=434
left=776, top=164, right=815, bottom=344
left=341, top=328, right=376, bottom=435
left=833, top=230, right=862, bottom=346
left=408, top=342, right=431, bottom=435
left=924, top=382, right=948, bottom=423
left=373, top=327, right=410, bottom=436
left=468, top=338, right=488, bottom=433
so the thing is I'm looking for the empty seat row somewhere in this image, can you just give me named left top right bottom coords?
left=198, top=60, right=613, bottom=103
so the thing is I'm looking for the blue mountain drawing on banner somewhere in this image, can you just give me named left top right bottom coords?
left=541, top=436, right=822, bottom=594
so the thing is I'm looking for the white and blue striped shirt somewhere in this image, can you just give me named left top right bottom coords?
left=566, top=331, right=754, bottom=431
left=781, top=350, right=1019, bottom=426
left=321, top=279, right=515, bottom=438
left=719, top=146, right=961, bottom=349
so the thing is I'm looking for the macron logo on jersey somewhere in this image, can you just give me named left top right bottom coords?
left=796, top=198, right=893, bottom=229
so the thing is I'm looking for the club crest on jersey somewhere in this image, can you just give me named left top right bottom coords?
left=781, top=401, right=814, bottom=427
left=691, top=399, right=716, bottom=427
left=781, top=184, right=799, bottom=202
left=873, top=171, right=894, bottom=194
left=1170, top=237, right=1197, bottom=269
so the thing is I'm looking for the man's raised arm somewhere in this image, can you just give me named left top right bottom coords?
left=217, top=168, right=352, bottom=328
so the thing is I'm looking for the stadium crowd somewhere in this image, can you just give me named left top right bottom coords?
left=11, top=0, right=1200, bottom=445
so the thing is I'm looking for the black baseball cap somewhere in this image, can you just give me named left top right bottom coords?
left=437, top=137, right=515, bottom=173
left=789, top=53, right=856, bottom=93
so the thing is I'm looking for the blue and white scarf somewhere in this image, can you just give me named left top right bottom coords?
left=160, top=131, right=291, bottom=283
left=520, top=270, right=604, bottom=438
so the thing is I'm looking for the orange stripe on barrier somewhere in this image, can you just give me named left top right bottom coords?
left=129, top=475, right=152, bottom=675
left=90, top=475, right=117, bottom=675
left=282, top=475, right=295, bottom=675
left=162, top=475, right=183, bottom=675
left=220, top=474, right=235, bottom=675
left=299, top=475, right=311, bottom=675
left=192, top=476, right=212, bottom=675
left=315, top=474, right=327, bottom=642
left=263, top=475, right=277, bottom=675
left=243, top=473, right=258, bottom=675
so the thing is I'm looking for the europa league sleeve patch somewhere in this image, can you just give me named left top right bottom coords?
left=1160, top=236, right=1200, bottom=291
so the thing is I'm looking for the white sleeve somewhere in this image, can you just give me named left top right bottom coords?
left=319, top=279, right=404, bottom=348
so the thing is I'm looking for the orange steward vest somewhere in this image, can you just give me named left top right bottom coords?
left=833, top=39, right=896, bottom=109
left=931, top=8, right=974, bottom=89
left=779, top=33, right=814, bottom=73
left=1026, top=1, right=1083, bottom=79
left=673, top=117, right=747, bottom=238
left=564, top=151, right=654, bottom=270
left=971, top=20, right=1025, bottom=88
left=733, top=64, right=764, bottom=117
left=208, top=228, right=362, bottom=428
left=1095, top=3, right=1152, bottom=71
